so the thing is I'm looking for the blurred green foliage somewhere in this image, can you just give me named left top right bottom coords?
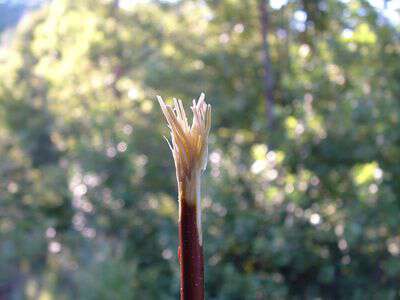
left=0, top=0, right=399, bottom=299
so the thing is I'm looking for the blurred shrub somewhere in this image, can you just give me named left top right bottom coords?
left=0, top=0, right=399, bottom=299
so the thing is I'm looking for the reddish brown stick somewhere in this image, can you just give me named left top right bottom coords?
left=178, top=192, right=204, bottom=300
left=157, top=94, right=210, bottom=300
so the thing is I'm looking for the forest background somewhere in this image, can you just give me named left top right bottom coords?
left=0, top=0, right=400, bottom=299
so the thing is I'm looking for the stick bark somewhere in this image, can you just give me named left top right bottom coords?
left=178, top=181, right=204, bottom=300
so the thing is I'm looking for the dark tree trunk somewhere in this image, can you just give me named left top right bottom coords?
left=259, top=0, right=275, bottom=128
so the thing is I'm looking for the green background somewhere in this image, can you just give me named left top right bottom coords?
left=0, top=0, right=399, bottom=299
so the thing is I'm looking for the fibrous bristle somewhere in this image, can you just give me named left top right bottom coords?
left=157, top=93, right=211, bottom=181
